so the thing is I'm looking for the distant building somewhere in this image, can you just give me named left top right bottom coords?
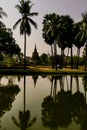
left=32, top=44, right=40, bottom=65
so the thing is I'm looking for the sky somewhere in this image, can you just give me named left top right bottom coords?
left=0, top=0, right=87, bottom=57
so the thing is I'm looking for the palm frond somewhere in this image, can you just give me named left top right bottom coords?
left=28, top=3, right=33, bottom=10
left=15, top=4, right=22, bottom=14
left=28, top=18, right=37, bottom=29
left=0, top=7, right=7, bottom=18
left=29, top=12, right=39, bottom=17
left=13, top=0, right=38, bottom=36
left=13, top=19, right=21, bottom=30
left=12, top=116, right=20, bottom=128
left=27, top=117, right=36, bottom=127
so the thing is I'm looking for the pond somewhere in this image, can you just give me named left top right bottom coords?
left=0, top=75, right=87, bottom=130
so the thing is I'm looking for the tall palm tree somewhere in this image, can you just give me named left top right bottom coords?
left=81, top=12, right=87, bottom=70
left=57, top=15, right=74, bottom=68
left=63, top=16, right=74, bottom=69
left=42, top=25, right=54, bottom=68
left=76, top=11, right=87, bottom=70
left=13, top=0, right=38, bottom=69
left=74, top=22, right=85, bottom=69
left=42, top=13, right=60, bottom=70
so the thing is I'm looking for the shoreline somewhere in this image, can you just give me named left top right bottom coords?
left=0, top=66, right=87, bottom=75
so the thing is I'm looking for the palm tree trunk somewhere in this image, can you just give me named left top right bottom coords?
left=77, top=48, right=80, bottom=69
left=60, top=48, right=62, bottom=68
left=85, top=42, right=87, bottom=71
left=24, top=31, right=26, bottom=70
left=53, top=77, right=57, bottom=102
left=54, top=40, right=57, bottom=70
left=51, top=44, right=54, bottom=69
left=50, top=76, right=54, bottom=96
left=65, top=48, right=69, bottom=67
left=60, top=48, right=64, bottom=69
left=71, top=46, right=73, bottom=69
left=24, top=75, right=26, bottom=113
left=66, top=76, right=69, bottom=91
left=67, top=48, right=69, bottom=57
left=75, top=76, right=79, bottom=91
left=70, top=76, right=73, bottom=92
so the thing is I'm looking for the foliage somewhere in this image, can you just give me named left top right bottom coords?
left=40, top=53, right=49, bottom=65
left=13, top=0, right=38, bottom=69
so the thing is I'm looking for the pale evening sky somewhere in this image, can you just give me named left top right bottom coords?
left=0, top=0, right=87, bottom=56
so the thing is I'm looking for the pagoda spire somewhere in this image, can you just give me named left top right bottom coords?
left=34, top=44, right=37, bottom=52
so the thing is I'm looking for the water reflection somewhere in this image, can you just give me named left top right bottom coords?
left=41, top=75, right=87, bottom=130
left=12, top=75, right=36, bottom=130
left=32, top=75, right=39, bottom=87
left=0, top=75, right=87, bottom=130
left=0, top=76, right=20, bottom=130
left=82, top=76, right=87, bottom=102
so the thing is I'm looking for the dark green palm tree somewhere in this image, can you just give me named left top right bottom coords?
left=42, top=24, right=54, bottom=68
left=13, top=0, right=38, bottom=69
left=76, top=11, right=87, bottom=70
left=42, top=13, right=60, bottom=70
left=81, top=12, right=87, bottom=70
left=74, top=22, right=85, bottom=69
left=57, top=15, right=74, bottom=68
left=63, top=16, right=74, bottom=69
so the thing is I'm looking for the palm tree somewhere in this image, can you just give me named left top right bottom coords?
left=63, top=16, right=74, bottom=69
left=13, top=0, right=38, bottom=69
left=42, top=13, right=60, bottom=70
left=81, top=12, right=87, bottom=70
left=76, top=11, right=87, bottom=70
left=57, top=15, right=74, bottom=68
left=0, top=6, right=7, bottom=45
left=42, top=25, right=54, bottom=68
left=12, top=76, right=36, bottom=130
left=74, top=22, right=85, bottom=69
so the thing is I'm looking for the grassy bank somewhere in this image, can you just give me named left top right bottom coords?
left=0, top=66, right=87, bottom=75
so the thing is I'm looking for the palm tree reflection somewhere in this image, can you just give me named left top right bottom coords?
left=41, top=75, right=87, bottom=130
left=82, top=76, right=87, bottom=102
left=0, top=76, right=20, bottom=130
left=12, top=75, right=36, bottom=130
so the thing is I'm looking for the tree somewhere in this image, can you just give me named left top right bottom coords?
left=13, top=0, right=38, bottom=69
left=40, top=53, right=48, bottom=65
left=74, top=22, right=85, bottom=69
left=0, top=6, right=7, bottom=58
left=0, top=28, right=20, bottom=55
left=62, top=16, right=74, bottom=69
left=81, top=12, right=87, bottom=70
left=42, top=15, right=54, bottom=68
left=83, top=43, right=87, bottom=67
left=42, top=13, right=60, bottom=70
left=57, top=15, right=74, bottom=68
left=77, top=11, right=87, bottom=70
left=42, top=28, right=54, bottom=68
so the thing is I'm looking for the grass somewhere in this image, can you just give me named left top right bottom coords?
left=0, top=65, right=87, bottom=75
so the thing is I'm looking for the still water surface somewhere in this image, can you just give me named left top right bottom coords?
left=0, top=75, right=87, bottom=130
